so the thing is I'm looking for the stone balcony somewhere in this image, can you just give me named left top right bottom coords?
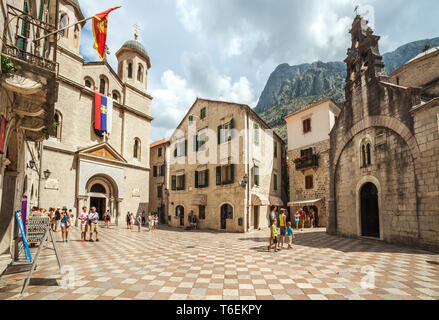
left=295, top=154, right=319, bottom=171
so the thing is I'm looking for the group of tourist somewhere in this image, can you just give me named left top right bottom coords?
left=268, top=207, right=296, bottom=253
left=126, top=211, right=159, bottom=232
left=293, top=207, right=317, bottom=230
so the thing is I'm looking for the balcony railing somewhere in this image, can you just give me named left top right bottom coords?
left=294, top=154, right=319, bottom=170
left=2, top=4, right=58, bottom=73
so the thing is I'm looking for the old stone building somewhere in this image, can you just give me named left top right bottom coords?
left=284, top=98, right=341, bottom=227
left=328, top=15, right=439, bottom=252
left=168, top=98, right=286, bottom=233
left=0, top=0, right=59, bottom=268
left=149, top=138, right=170, bottom=224
left=34, top=0, right=153, bottom=224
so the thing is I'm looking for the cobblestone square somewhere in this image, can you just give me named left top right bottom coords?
left=0, top=225, right=438, bottom=300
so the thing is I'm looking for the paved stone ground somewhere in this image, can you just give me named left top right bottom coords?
left=0, top=225, right=438, bottom=300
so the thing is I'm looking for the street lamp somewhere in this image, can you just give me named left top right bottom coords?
left=27, top=160, right=35, bottom=170
left=43, top=169, right=51, bottom=180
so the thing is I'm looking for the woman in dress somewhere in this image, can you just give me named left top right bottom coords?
left=60, top=207, right=71, bottom=243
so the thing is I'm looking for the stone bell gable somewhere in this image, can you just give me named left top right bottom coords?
left=327, top=15, right=439, bottom=252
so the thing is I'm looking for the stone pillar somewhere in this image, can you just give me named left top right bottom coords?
left=110, top=198, right=115, bottom=222
left=115, top=199, right=122, bottom=227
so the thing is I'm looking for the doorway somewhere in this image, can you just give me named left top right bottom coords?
left=360, top=182, right=380, bottom=238
left=220, top=204, right=233, bottom=230
left=176, top=206, right=184, bottom=226
left=90, top=197, right=106, bottom=220
left=253, top=206, right=259, bottom=230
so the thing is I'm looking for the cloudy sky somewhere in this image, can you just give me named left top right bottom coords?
left=77, top=0, right=439, bottom=142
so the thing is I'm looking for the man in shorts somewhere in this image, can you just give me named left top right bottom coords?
left=88, top=207, right=100, bottom=242
left=79, top=206, right=89, bottom=242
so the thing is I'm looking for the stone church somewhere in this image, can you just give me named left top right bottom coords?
left=328, top=16, right=439, bottom=252
left=35, top=0, right=153, bottom=223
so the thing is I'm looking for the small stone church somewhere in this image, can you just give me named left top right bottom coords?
left=328, top=16, right=439, bottom=252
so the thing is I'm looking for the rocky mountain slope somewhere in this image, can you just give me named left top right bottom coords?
left=256, top=37, right=439, bottom=141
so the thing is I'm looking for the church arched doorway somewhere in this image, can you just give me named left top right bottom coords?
left=86, top=175, right=119, bottom=221
left=360, top=182, right=380, bottom=238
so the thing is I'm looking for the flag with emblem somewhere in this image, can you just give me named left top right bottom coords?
left=92, top=6, right=121, bottom=60
left=94, top=92, right=113, bottom=134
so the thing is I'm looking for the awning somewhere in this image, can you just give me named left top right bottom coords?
left=252, top=193, right=270, bottom=206
left=288, top=199, right=323, bottom=207
left=191, top=194, right=207, bottom=206
left=269, top=196, right=284, bottom=206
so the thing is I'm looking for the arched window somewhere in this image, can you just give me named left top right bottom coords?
left=128, top=62, right=133, bottom=79
left=59, top=13, right=69, bottom=38
left=112, top=90, right=120, bottom=103
left=134, top=138, right=141, bottom=161
left=99, top=77, right=106, bottom=95
left=50, top=111, right=62, bottom=141
left=91, top=184, right=106, bottom=194
left=137, top=64, right=144, bottom=82
left=73, top=25, right=80, bottom=48
left=360, top=139, right=373, bottom=168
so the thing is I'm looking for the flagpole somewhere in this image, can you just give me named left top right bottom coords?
left=33, top=16, right=94, bottom=43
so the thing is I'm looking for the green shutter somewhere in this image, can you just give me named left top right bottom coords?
left=216, top=166, right=221, bottom=185
left=230, top=119, right=235, bottom=140
left=218, top=126, right=222, bottom=145
left=195, top=171, right=199, bottom=188
left=174, top=145, right=177, bottom=158
left=153, top=166, right=157, bottom=177
left=193, top=135, right=198, bottom=152
left=173, top=176, right=176, bottom=190
left=184, top=140, right=188, bottom=156
left=205, top=170, right=209, bottom=188
left=182, top=175, right=186, bottom=190
left=230, top=164, right=235, bottom=184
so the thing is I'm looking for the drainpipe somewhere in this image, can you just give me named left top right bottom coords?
left=37, top=141, right=43, bottom=208
left=245, top=110, right=250, bottom=233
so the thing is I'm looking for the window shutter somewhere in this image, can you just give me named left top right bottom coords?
left=182, top=174, right=186, bottom=190
left=184, top=140, right=188, bottom=156
left=195, top=171, right=199, bottom=188
left=153, top=166, right=157, bottom=177
left=171, top=176, right=176, bottom=191
left=216, top=166, right=221, bottom=185
left=161, top=165, right=165, bottom=177
left=274, top=141, right=278, bottom=158
left=230, top=164, right=235, bottom=183
left=230, top=119, right=235, bottom=140
left=193, top=135, right=198, bottom=152
left=174, top=145, right=177, bottom=158
left=218, top=125, right=222, bottom=144
left=205, top=169, right=209, bottom=187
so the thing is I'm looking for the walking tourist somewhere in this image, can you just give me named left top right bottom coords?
left=141, top=211, right=146, bottom=226
left=136, top=214, right=142, bottom=232
left=300, top=209, right=306, bottom=231
left=309, top=209, right=315, bottom=228
left=49, top=208, right=55, bottom=231
left=279, top=209, right=287, bottom=249
left=269, top=206, right=278, bottom=228
left=105, top=210, right=111, bottom=229
left=154, top=214, right=159, bottom=230
left=295, top=211, right=300, bottom=230
left=55, top=207, right=61, bottom=232
left=130, top=213, right=135, bottom=230
left=79, top=206, right=88, bottom=242
left=60, top=206, right=71, bottom=243
left=286, top=222, right=295, bottom=249
left=268, top=218, right=278, bottom=252
left=88, top=207, right=100, bottom=242
left=126, top=212, right=131, bottom=229
left=147, top=212, right=152, bottom=232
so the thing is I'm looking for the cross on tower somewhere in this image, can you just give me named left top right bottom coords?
left=134, top=23, right=140, bottom=40
left=354, top=5, right=360, bottom=16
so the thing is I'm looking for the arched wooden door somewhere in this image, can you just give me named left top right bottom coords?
left=361, top=183, right=380, bottom=238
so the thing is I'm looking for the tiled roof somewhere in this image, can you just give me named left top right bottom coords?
left=150, top=138, right=169, bottom=148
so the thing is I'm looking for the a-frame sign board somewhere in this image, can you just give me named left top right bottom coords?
left=21, top=227, right=63, bottom=295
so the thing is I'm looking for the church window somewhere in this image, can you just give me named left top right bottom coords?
left=50, top=111, right=62, bottom=141
left=73, top=25, right=80, bottom=48
left=85, top=80, right=91, bottom=88
left=112, top=90, right=121, bottom=103
left=360, top=139, right=373, bottom=168
left=91, top=184, right=106, bottom=194
left=99, top=77, right=107, bottom=95
left=134, top=138, right=141, bottom=161
left=137, top=64, right=144, bottom=82
left=128, top=62, right=133, bottom=79
left=59, top=13, right=69, bottom=38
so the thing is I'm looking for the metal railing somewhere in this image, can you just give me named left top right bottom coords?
left=295, top=154, right=319, bottom=170
left=2, top=4, right=58, bottom=73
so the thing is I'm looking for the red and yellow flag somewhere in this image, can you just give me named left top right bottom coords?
left=92, top=6, right=121, bottom=60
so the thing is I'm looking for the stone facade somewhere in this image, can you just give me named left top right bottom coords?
left=33, top=0, right=153, bottom=224
left=285, top=99, right=341, bottom=227
left=328, top=15, right=439, bottom=252
left=149, top=139, right=170, bottom=223
left=168, top=98, right=286, bottom=233
left=0, top=0, right=59, bottom=265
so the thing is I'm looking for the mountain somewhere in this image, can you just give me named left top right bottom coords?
left=257, top=37, right=439, bottom=142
